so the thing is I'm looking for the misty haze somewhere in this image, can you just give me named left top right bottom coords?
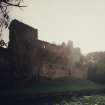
left=0, top=0, right=105, bottom=105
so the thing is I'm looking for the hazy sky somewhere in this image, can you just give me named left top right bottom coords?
left=4, top=0, right=105, bottom=54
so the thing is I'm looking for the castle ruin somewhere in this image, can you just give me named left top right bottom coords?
left=0, top=20, right=87, bottom=82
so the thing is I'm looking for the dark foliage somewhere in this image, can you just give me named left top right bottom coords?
left=87, top=52, right=105, bottom=84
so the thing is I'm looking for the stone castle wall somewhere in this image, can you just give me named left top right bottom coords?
left=0, top=19, right=88, bottom=81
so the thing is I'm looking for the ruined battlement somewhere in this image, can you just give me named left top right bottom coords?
left=0, top=19, right=87, bottom=82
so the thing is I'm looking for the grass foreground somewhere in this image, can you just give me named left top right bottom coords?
left=0, top=77, right=105, bottom=96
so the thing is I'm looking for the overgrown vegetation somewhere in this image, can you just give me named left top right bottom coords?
left=53, top=95, right=105, bottom=105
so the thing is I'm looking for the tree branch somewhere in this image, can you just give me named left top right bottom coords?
left=6, top=2, right=27, bottom=7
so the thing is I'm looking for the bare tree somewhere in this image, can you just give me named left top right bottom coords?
left=0, top=0, right=25, bottom=31
left=0, top=0, right=26, bottom=47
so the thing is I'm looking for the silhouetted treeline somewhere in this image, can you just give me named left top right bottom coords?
left=87, top=52, right=105, bottom=84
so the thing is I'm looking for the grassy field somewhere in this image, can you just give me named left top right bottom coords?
left=29, top=77, right=104, bottom=93
left=1, top=77, right=104, bottom=96
left=0, top=77, right=105, bottom=105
